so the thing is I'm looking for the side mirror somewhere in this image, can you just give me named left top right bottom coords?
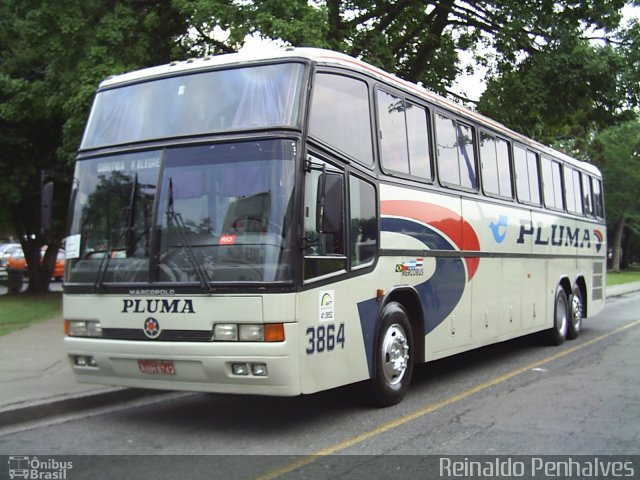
left=316, top=173, right=344, bottom=234
left=41, top=181, right=54, bottom=236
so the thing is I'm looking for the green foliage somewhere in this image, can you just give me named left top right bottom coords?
left=0, top=0, right=187, bottom=292
left=173, top=0, right=634, bottom=96
left=590, top=120, right=640, bottom=231
left=477, top=34, right=639, bottom=146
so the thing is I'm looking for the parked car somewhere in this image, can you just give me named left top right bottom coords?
left=0, top=243, right=21, bottom=281
left=5, top=247, right=65, bottom=281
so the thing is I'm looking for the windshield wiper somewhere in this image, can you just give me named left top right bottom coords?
left=94, top=173, right=138, bottom=292
left=165, top=177, right=213, bottom=292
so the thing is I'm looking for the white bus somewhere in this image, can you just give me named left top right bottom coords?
left=63, top=48, right=606, bottom=406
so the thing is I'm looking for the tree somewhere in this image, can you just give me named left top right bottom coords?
left=173, top=0, right=631, bottom=96
left=0, top=0, right=187, bottom=292
left=589, top=121, right=640, bottom=272
left=477, top=19, right=640, bottom=149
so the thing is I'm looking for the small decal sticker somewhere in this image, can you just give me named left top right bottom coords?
left=319, top=290, right=335, bottom=322
left=65, top=234, right=81, bottom=259
left=395, top=258, right=425, bottom=276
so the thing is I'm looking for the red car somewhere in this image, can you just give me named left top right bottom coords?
left=6, top=247, right=65, bottom=281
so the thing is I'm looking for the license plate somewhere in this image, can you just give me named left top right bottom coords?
left=138, top=360, right=176, bottom=375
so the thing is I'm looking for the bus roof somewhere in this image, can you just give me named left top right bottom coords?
left=99, top=47, right=601, bottom=177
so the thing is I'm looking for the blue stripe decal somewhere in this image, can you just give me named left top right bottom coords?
left=357, top=217, right=468, bottom=378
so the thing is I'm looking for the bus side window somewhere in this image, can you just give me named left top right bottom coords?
left=349, top=175, right=377, bottom=268
left=582, top=173, right=594, bottom=216
left=480, top=132, right=512, bottom=198
left=376, top=89, right=432, bottom=180
left=435, top=114, right=477, bottom=190
left=564, top=167, right=583, bottom=215
left=514, top=145, right=541, bottom=205
left=303, top=158, right=347, bottom=280
left=592, top=178, right=604, bottom=218
left=309, top=73, right=374, bottom=166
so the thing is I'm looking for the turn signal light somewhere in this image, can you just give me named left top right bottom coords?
left=264, top=324, right=285, bottom=342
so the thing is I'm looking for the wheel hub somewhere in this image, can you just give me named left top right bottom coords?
left=381, top=324, right=409, bottom=385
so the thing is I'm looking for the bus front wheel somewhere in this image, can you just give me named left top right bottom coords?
left=366, top=302, right=414, bottom=407
left=547, top=286, right=569, bottom=346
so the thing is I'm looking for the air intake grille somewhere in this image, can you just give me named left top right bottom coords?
left=102, top=328, right=213, bottom=342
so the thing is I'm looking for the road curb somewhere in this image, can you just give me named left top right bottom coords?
left=0, top=388, right=166, bottom=428
left=606, top=282, right=640, bottom=298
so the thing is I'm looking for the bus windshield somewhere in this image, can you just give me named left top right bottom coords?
left=66, top=139, right=297, bottom=286
left=81, top=63, right=305, bottom=149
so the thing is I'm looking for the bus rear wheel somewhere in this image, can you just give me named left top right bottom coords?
left=547, top=286, right=569, bottom=346
left=366, top=302, right=414, bottom=407
left=567, top=285, right=583, bottom=340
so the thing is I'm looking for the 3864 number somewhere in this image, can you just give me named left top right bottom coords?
left=306, top=323, right=345, bottom=355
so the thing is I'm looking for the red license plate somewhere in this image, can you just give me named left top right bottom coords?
left=138, top=360, right=176, bottom=375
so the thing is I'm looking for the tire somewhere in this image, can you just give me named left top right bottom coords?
left=567, top=284, right=583, bottom=340
left=547, top=286, right=569, bottom=346
left=366, top=302, right=414, bottom=407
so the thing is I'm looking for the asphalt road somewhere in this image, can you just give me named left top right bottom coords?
left=1, top=292, right=639, bottom=479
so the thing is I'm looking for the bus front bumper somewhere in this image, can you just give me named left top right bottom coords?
left=64, top=327, right=301, bottom=397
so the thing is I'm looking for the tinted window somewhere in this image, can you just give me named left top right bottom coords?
left=377, top=90, right=432, bottom=179
left=542, top=157, right=563, bottom=209
left=349, top=175, right=377, bottom=268
left=514, top=145, right=540, bottom=205
left=564, top=167, right=583, bottom=214
left=310, top=74, right=374, bottom=165
left=480, top=132, right=512, bottom=198
left=582, top=174, right=594, bottom=215
left=82, top=63, right=305, bottom=149
left=592, top=178, right=604, bottom=218
left=406, top=104, right=431, bottom=179
left=303, top=158, right=346, bottom=280
left=377, top=90, right=410, bottom=174
left=436, top=114, right=477, bottom=189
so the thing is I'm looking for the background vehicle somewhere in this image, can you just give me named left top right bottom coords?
left=0, top=243, right=22, bottom=281
left=63, top=48, right=605, bottom=406
left=5, top=247, right=65, bottom=281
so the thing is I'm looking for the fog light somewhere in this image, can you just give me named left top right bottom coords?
left=73, top=355, right=98, bottom=367
left=232, top=363, right=249, bottom=375
left=251, top=363, right=268, bottom=376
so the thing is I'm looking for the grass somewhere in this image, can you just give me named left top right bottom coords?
left=0, top=292, right=62, bottom=336
left=607, top=264, right=640, bottom=287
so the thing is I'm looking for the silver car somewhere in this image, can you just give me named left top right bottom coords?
left=0, top=243, right=22, bottom=280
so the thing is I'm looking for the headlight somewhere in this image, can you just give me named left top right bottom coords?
left=213, top=324, right=238, bottom=341
left=212, top=323, right=285, bottom=342
left=65, top=320, right=102, bottom=337
left=239, top=324, right=264, bottom=342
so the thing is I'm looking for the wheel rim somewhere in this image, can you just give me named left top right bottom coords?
left=556, top=293, right=568, bottom=337
left=381, top=323, right=410, bottom=386
left=571, top=293, right=583, bottom=331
